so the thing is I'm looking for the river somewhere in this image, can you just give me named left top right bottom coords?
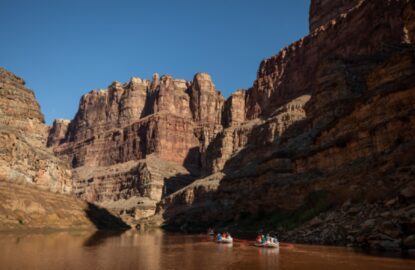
left=0, top=230, right=414, bottom=270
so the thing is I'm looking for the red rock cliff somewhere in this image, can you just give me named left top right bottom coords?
left=48, top=71, right=226, bottom=223
left=45, top=0, right=415, bottom=249
left=0, top=67, right=125, bottom=230
left=309, top=0, right=362, bottom=32
left=0, top=68, right=72, bottom=193
left=245, top=0, right=411, bottom=120
left=157, top=0, right=415, bottom=251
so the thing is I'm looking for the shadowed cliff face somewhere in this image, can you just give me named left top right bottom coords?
left=309, top=0, right=363, bottom=32
left=244, top=0, right=412, bottom=121
left=156, top=0, right=415, bottom=251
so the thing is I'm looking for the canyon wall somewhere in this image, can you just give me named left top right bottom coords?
left=0, top=67, right=72, bottom=193
left=244, top=0, right=411, bottom=120
left=309, top=0, right=363, bottom=32
left=40, top=0, right=415, bottom=250
left=156, top=0, right=415, bottom=251
left=50, top=72, right=225, bottom=169
left=0, top=67, right=128, bottom=230
left=48, top=72, right=227, bottom=223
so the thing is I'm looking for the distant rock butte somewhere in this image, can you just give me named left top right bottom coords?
left=1, top=0, right=415, bottom=250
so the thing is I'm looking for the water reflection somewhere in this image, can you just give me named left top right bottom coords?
left=0, top=230, right=414, bottom=270
left=257, top=247, right=280, bottom=256
left=83, top=230, right=125, bottom=247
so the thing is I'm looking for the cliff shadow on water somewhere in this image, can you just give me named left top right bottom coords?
left=82, top=230, right=125, bottom=247
left=85, top=203, right=130, bottom=230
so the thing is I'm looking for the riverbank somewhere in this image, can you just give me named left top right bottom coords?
left=0, top=180, right=129, bottom=231
left=158, top=198, right=415, bottom=253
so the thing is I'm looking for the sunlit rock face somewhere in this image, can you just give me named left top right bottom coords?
left=223, top=90, right=246, bottom=127
left=47, top=71, right=225, bottom=222
left=51, top=72, right=225, bottom=168
left=0, top=67, right=138, bottom=230
left=0, top=67, right=72, bottom=193
left=0, top=181, right=98, bottom=231
left=47, top=119, right=70, bottom=147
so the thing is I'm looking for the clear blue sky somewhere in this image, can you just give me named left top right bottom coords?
left=0, top=0, right=310, bottom=124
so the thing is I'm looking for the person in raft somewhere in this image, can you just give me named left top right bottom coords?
left=256, top=234, right=262, bottom=243
left=267, top=234, right=278, bottom=243
left=217, top=233, right=222, bottom=241
left=219, top=232, right=231, bottom=240
left=257, top=233, right=278, bottom=244
left=272, top=235, right=278, bottom=243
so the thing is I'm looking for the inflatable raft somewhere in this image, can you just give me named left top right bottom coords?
left=217, top=237, right=233, bottom=244
left=254, top=241, right=279, bottom=248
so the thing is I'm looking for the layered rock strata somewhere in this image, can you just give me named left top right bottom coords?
left=0, top=180, right=129, bottom=231
left=0, top=67, right=128, bottom=230
left=156, top=0, right=415, bottom=251
left=0, top=181, right=95, bottom=231
left=43, top=0, right=415, bottom=250
left=72, top=155, right=197, bottom=223
left=244, top=0, right=412, bottom=120
left=309, top=0, right=363, bottom=32
left=48, top=73, right=225, bottom=221
left=50, top=73, right=225, bottom=168
left=0, top=67, right=72, bottom=193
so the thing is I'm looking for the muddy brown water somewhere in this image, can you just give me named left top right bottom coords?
left=0, top=230, right=414, bottom=270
